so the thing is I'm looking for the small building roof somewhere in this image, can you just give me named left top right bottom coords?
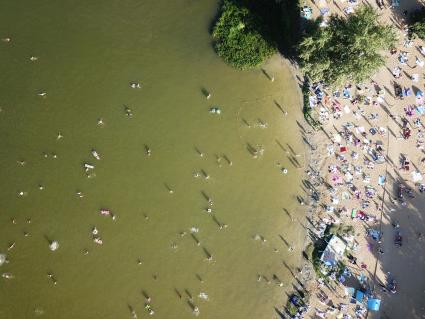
left=320, top=235, right=347, bottom=266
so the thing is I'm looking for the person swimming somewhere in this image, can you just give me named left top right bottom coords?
left=125, top=106, right=133, bottom=117
left=130, top=82, right=142, bottom=89
left=145, top=146, right=151, bottom=156
left=92, top=226, right=99, bottom=235
left=91, top=149, right=101, bottom=160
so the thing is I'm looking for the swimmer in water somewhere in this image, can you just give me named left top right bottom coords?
left=92, top=226, right=99, bottom=235
left=145, top=146, right=151, bottom=156
left=130, top=82, right=142, bottom=89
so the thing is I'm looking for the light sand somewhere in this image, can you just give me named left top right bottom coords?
left=291, top=0, right=425, bottom=318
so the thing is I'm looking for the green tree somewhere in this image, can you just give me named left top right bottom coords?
left=298, top=6, right=396, bottom=86
left=410, top=7, right=425, bottom=39
left=212, top=0, right=276, bottom=69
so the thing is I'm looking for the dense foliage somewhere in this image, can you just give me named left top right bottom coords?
left=212, top=0, right=276, bottom=69
left=410, top=7, right=425, bottom=39
left=298, top=6, right=395, bottom=86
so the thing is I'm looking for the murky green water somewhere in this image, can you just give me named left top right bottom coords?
left=0, top=1, right=305, bottom=318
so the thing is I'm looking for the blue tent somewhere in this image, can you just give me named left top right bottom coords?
left=367, top=299, right=381, bottom=311
left=355, top=290, right=365, bottom=303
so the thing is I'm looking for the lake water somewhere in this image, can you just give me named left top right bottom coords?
left=0, top=1, right=306, bottom=318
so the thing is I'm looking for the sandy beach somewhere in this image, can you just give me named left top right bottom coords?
left=288, top=0, right=425, bottom=318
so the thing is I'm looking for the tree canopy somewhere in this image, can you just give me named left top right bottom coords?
left=410, top=7, right=425, bottom=40
left=298, top=6, right=396, bottom=86
left=212, top=0, right=276, bottom=69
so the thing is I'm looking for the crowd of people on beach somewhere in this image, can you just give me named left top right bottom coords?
left=289, top=1, right=425, bottom=319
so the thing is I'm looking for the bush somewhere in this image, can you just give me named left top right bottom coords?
left=298, top=6, right=396, bottom=86
left=329, top=224, right=354, bottom=237
left=212, top=0, right=276, bottom=69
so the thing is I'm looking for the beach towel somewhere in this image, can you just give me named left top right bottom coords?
left=412, top=171, right=423, bottom=182
left=309, top=95, right=316, bottom=108
left=356, top=126, right=365, bottom=134
left=405, top=106, right=414, bottom=116
left=345, top=172, right=353, bottom=181
left=333, top=133, right=342, bottom=143
left=344, top=105, right=351, bottom=114
left=417, top=106, right=425, bottom=114
left=399, top=53, right=407, bottom=64
left=343, top=88, right=351, bottom=98
left=368, top=229, right=381, bottom=240
left=378, top=175, right=386, bottom=185
left=403, top=87, right=412, bottom=97
left=320, top=7, right=330, bottom=15
left=391, top=0, right=400, bottom=7
left=344, top=6, right=354, bottom=14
